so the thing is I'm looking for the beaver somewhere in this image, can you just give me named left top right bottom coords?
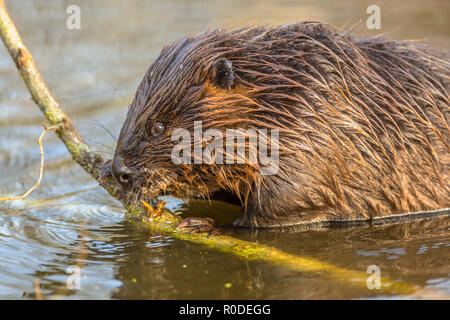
left=109, top=21, right=449, bottom=229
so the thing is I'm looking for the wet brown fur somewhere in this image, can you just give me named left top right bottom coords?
left=114, top=22, right=450, bottom=228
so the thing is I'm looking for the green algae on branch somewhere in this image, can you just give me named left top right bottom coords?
left=123, top=201, right=423, bottom=295
left=138, top=203, right=423, bottom=296
left=0, top=0, right=443, bottom=298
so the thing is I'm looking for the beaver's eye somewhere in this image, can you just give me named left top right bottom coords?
left=151, top=122, right=164, bottom=136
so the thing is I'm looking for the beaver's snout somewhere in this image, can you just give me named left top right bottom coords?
left=111, top=156, right=133, bottom=186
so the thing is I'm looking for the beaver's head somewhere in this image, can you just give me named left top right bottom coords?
left=111, top=26, right=286, bottom=204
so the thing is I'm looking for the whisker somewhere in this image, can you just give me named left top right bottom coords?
left=85, top=137, right=115, bottom=152
left=88, top=119, right=118, bottom=142
left=89, top=149, right=114, bottom=157
left=109, top=84, right=132, bottom=108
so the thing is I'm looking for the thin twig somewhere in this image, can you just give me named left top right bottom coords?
left=0, top=124, right=57, bottom=201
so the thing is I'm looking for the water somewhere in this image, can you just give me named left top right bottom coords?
left=0, top=0, right=449, bottom=299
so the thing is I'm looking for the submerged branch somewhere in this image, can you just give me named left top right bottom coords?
left=0, top=0, right=444, bottom=297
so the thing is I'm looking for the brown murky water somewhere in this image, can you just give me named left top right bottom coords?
left=0, top=0, right=449, bottom=299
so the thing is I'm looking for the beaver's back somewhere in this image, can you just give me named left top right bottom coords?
left=223, top=23, right=450, bottom=226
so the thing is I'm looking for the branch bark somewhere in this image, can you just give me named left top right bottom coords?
left=0, top=0, right=444, bottom=297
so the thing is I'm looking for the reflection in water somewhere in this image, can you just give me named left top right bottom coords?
left=0, top=0, right=449, bottom=299
left=12, top=212, right=450, bottom=299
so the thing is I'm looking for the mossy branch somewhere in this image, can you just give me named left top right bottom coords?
left=0, top=0, right=443, bottom=297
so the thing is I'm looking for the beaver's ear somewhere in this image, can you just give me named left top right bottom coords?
left=209, top=58, right=235, bottom=90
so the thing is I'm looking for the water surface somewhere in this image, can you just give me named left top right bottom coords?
left=0, top=0, right=449, bottom=299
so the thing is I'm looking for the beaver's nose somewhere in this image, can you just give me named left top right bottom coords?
left=111, top=156, right=132, bottom=186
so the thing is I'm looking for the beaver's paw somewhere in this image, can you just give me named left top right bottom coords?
left=177, top=217, right=224, bottom=236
